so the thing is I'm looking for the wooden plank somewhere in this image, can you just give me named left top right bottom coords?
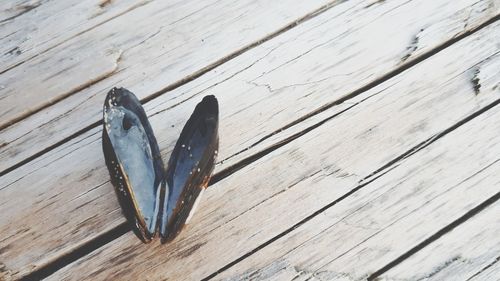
left=216, top=72, right=500, bottom=281
left=0, top=0, right=348, bottom=277
left=3, top=0, right=327, bottom=129
left=0, top=0, right=498, bottom=278
left=213, top=39, right=500, bottom=281
left=377, top=201, right=500, bottom=281
left=1, top=0, right=498, bottom=173
left=42, top=19, right=500, bottom=281
left=0, top=0, right=151, bottom=73
left=0, top=0, right=335, bottom=167
left=0, top=0, right=45, bottom=23
left=468, top=258, right=500, bottom=281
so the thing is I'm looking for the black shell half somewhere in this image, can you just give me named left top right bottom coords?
left=160, top=95, right=219, bottom=243
left=102, top=88, right=164, bottom=243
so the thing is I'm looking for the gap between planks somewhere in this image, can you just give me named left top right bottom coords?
left=0, top=0, right=153, bottom=76
left=206, top=98, right=500, bottom=281
left=216, top=13, right=500, bottom=181
left=24, top=13, right=500, bottom=281
left=210, top=41, right=500, bottom=279
left=3, top=1, right=500, bottom=278
left=1, top=0, right=497, bottom=177
left=369, top=192, right=500, bottom=280
left=44, top=24, right=500, bottom=279
left=0, top=0, right=342, bottom=177
left=0, top=0, right=341, bottom=150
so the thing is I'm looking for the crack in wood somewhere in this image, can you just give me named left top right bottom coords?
left=7, top=4, right=500, bottom=280
left=3, top=4, right=499, bottom=190
left=13, top=3, right=358, bottom=268
left=465, top=255, right=500, bottom=281
left=202, top=169, right=321, bottom=237
left=0, top=49, right=122, bottom=132
left=203, top=95, right=500, bottom=281
left=1, top=130, right=101, bottom=192
left=247, top=72, right=354, bottom=94
left=148, top=42, right=286, bottom=120
left=367, top=190, right=500, bottom=280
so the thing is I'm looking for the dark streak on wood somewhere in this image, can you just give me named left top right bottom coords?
left=4, top=46, right=22, bottom=56
left=466, top=255, right=500, bottom=281
left=0, top=243, right=12, bottom=255
left=472, top=67, right=481, bottom=95
left=368, top=191, right=500, bottom=280
left=401, top=28, right=424, bottom=63
left=0, top=2, right=41, bottom=24
left=176, top=241, right=207, bottom=259
left=415, top=255, right=465, bottom=280
left=364, top=0, right=386, bottom=9
left=108, top=246, right=138, bottom=266
left=99, top=0, right=112, bottom=8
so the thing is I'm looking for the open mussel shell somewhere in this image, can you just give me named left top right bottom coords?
left=102, top=88, right=219, bottom=244
left=160, top=95, right=219, bottom=243
left=102, top=87, right=164, bottom=243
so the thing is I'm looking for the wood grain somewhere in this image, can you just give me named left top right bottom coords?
left=468, top=257, right=500, bottom=281
left=378, top=201, right=500, bottom=281
left=216, top=105, right=500, bottom=281
left=1, top=0, right=498, bottom=278
left=0, top=0, right=282, bottom=128
left=1, top=0, right=498, bottom=174
left=43, top=19, right=500, bottom=281
left=0, top=0, right=151, bottom=73
left=0, top=0, right=336, bottom=170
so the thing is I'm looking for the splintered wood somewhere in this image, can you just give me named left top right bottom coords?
left=0, top=0, right=499, bottom=280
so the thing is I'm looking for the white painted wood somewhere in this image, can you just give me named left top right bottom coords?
left=0, top=0, right=335, bottom=168
left=378, top=201, right=500, bottom=281
left=1, top=0, right=498, bottom=173
left=41, top=20, right=500, bottom=281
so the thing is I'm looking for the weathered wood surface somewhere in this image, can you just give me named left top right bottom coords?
left=216, top=95, right=500, bottom=281
left=468, top=257, right=500, bottom=281
left=1, top=0, right=498, bottom=174
left=1, top=1, right=500, bottom=280
left=379, top=201, right=500, bottom=281
left=1, top=1, right=498, bottom=279
left=0, top=0, right=336, bottom=171
left=44, top=19, right=500, bottom=281
left=0, top=0, right=150, bottom=74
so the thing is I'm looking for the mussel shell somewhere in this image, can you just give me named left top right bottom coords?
left=160, top=95, right=219, bottom=243
left=102, top=88, right=164, bottom=243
